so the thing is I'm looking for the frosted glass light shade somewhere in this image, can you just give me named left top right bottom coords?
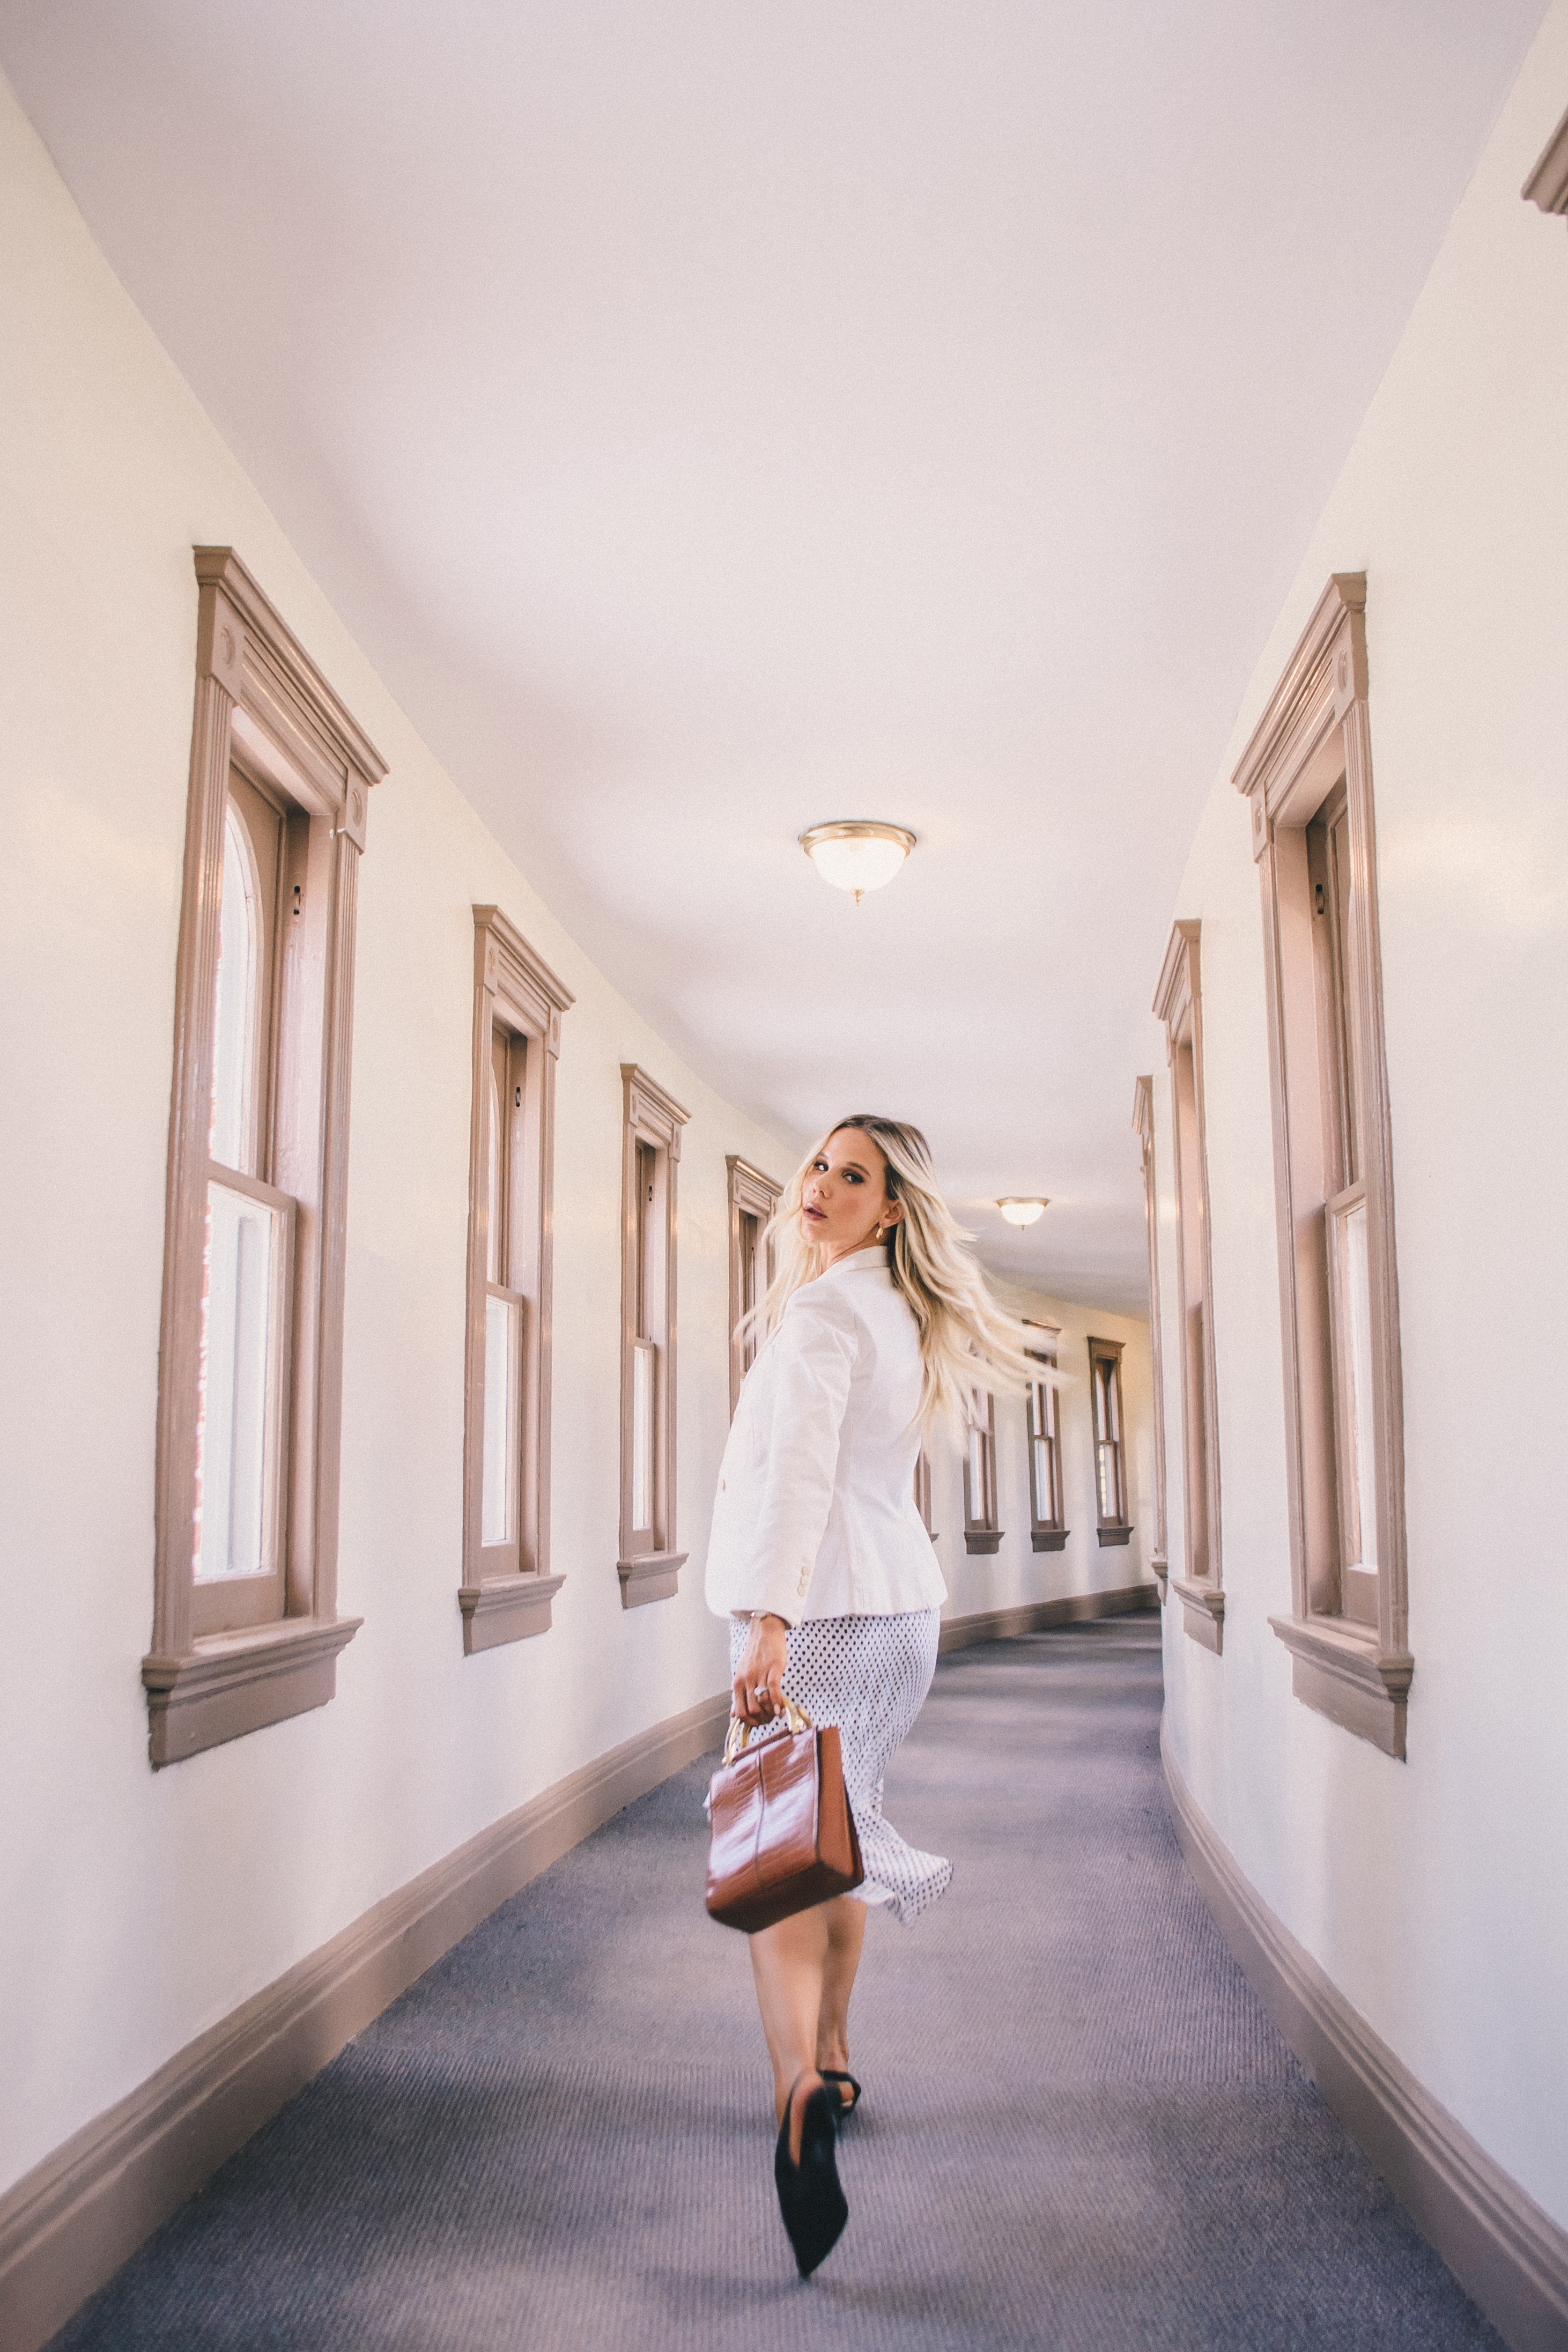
left=997, top=1198, right=1048, bottom=1227
left=800, top=821, right=916, bottom=901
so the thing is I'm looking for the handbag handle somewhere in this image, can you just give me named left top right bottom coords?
left=723, top=1694, right=812, bottom=1765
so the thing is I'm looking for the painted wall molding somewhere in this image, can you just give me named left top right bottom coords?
left=0, top=1691, right=729, bottom=2352
left=938, top=1582, right=1159, bottom=1654
left=1162, top=1724, right=1568, bottom=2352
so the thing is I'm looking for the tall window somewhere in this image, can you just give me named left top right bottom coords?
left=963, top=1396, right=1002, bottom=1554
left=1233, top=573, right=1411, bottom=1756
left=194, top=787, right=293, bottom=1624
left=1025, top=1322, right=1067, bottom=1551
left=1153, top=920, right=1224, bottom=1653
left=1089, top=1337, right=1132, bottom=1546
left=146, top=548, right=384, bottom=1766
left=461, top=908, right=573, bottom=1653
left=726, top=1156, right=780, bottom=1419
left=619, top=1066, right=690, bottom=1606
left=1132, top=1077, right=1169, bottom=1587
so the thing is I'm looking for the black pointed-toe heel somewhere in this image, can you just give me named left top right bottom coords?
left=820, top=2068, right=862, bottom=2119
left=774, top=2076, right=848, bottom=2277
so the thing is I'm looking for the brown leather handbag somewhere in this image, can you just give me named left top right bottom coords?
left=706, top=1697, right=864, bottom=1933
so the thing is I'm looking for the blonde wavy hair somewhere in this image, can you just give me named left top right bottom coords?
left=743, top=1115, right=1045, bottom=1435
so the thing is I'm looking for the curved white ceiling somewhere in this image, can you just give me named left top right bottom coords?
left=0, top=0, right=1547, bottom=1303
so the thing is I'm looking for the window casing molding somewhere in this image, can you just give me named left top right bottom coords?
left=1232, top=572, right=1412, bottom=1756
left=618, top=1065, right=691, bottom=1607
left=913, top=1451, right=940, bottom=1543
left=1088, top=1336, right=1133, bottom=1548
left=1131, top=1077, right=1170, bottom=1593
left=144, top=548, right=386, bottom=1766
left=459, top=908, right=574, bottom=1654
left=725, top=1155, right=780, bottom=1420
left=1523, top=104, right=1568, bottom=223
left=1153, top=920, right=1224, bottom=1654
left=1024, top=1322, right=1068, bottom=1551
left=962, top=1396, right=1002, bottom=1555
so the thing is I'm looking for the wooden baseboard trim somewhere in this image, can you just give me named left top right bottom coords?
left=1162, top=1722, right=1568, bottom=2352
left=0, top=1688, right=731, bottom=2352
left=937, top=1581, right=1159, bottom=1654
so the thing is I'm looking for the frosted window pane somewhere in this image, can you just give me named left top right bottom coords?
left=482, top=1293, right=514, bottom=1543
left=487, top=1069, right=502, bottom=1285
left=1340, top=1199, right=1378, bottom=1573
left=209, top=810, right=257, bottom=1172
left=632, top=1342, right=654, bottom=1531
left=1034, top=1437, right=1049, bottom=1511
left=968, top=1429, right=984, bottom=1507
left=195, top=1180, right=274, bottom=1579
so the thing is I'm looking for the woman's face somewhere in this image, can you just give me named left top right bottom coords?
left=801, top=1127, right=902, bottom=1266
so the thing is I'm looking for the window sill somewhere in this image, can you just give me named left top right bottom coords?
left=1170, top=1574, right=1224, bottom=1655
left=963, top=1530, right=1003, bottom=1555
left=1150, top=1554, right=1168, bottom=1603
left=617, top=1551, right=687, bottom=1609
left=1096, top=1525, right=1133, bottom=1548
left=459, top=1573, right=566, bottom=1654
left=1031, top=1529, right=1070, bottom=1552
left=142, top=1615, right=362, bottom=1767
left=1268, top=1614, right=1413, bottom=1759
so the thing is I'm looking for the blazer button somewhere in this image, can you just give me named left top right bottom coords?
left=720, top=1478, right=726, bottom=1491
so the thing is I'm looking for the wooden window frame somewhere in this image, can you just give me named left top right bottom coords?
left=144, top=548, right=386, bottom=1766
left=617, top=1065, right=690, bottom=1607
left=1232, top=573, right=1412, bottom=1756
left=1024, top=1322, right=1068, bottom=1551
left=1153, top=920, right=1224, bottom=1653
left=1131, top=1077, right=1170, bottom=1593
left=1088, top=1336, right=1133, bottom=1547
left=725, top=1155, right=780, bottom=1420
left=1522, top=104, right=1568, bottom=224
left=913, top=1450, right=940, bottom=1543
left=458, top=908, right=573, bottom=1654
left=962, top=1395, right=1002, bottom=1554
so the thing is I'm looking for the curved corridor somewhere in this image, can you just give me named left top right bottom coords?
left=47, top=1624, right=1500, bottom=2352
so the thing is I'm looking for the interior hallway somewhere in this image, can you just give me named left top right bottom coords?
left=46, top=1623, right=1501, bottom=2352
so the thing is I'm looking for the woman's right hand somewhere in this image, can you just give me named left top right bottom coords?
left=733, top=1612, right=790, bottom=1725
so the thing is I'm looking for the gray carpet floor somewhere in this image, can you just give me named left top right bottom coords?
left=48, top=1622, right=1505, bottom=2350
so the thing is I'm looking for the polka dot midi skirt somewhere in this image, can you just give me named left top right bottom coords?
left=727, top=1608, right=951, bottom=1927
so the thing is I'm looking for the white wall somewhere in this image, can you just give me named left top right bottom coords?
left=0, top=71, right=796, bottom=2199
left=1149, top=3, right=1568, bottom=2230
left=927, top=1286, right=1158, bottom=1626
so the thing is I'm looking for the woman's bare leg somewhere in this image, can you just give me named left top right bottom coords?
left=816, top=1896, right=867, bottom=2094
left=749, top=1909, right=830, bottom=2153
left=750, top=1896, right=868, bottom=2143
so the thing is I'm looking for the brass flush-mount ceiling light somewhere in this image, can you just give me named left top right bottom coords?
left=800, top=820, right=916, bottom=905
left=997, top=1199, right=1048, bottom=1227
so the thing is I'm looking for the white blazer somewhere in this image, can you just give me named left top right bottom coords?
left=705, top=1244, right=948, bottom=1625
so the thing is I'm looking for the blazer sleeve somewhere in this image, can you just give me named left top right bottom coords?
left=726, top=1283, right=859, bottom=1624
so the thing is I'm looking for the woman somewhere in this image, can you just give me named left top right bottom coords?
left=706, top=1115, right=1036, bottom=2277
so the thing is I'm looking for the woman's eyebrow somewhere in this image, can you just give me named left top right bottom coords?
left=835, top=1159, right=869, bottom=1177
